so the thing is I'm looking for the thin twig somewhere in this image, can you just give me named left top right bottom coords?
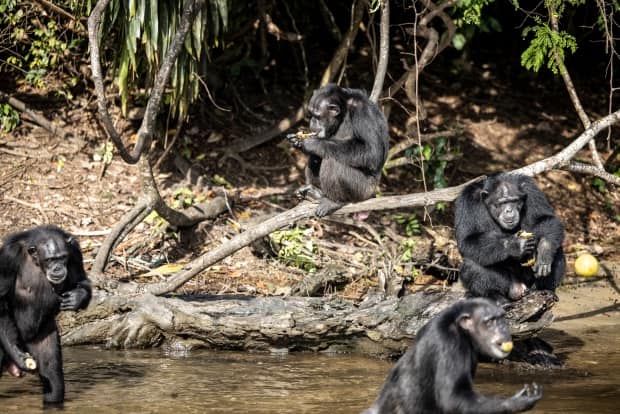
left=370, top=0, right=390, bottom=103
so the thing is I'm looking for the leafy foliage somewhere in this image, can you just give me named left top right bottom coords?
left=407, top=136, right=453, bottom=197
left=453, top=0, right=495, bottom=26
left=0, top=103, right=20, bottom=132
left=100, top=0, right=229, bottom=117
left=269, top=226, right=318, bottom=272
left=0, top=0, right=87, bottom=91
left=393, top=213, right=421, bottom=237
left=520, top=20, right=577, bottom=73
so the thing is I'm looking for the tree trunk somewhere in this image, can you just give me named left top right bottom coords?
left=59, top=289, right=557, bottom=358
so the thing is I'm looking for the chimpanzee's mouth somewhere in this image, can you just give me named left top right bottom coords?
left=46, top=274, right=67, bottom=285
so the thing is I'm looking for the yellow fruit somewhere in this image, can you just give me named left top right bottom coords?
left=574, top=253, right=599, bottom=277
left=24, top=356, right=37, bottom=370
left=500, top=341, right=513, bottom=353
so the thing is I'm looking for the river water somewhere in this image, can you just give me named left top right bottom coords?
left=1, top=325, right=619, bottom=413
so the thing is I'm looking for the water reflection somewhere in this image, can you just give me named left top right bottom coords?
left=0, top=325, right=618, bottom=413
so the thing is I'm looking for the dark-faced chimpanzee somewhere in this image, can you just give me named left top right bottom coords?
left=0, top=225, right=91, bottom=405
left=455, top=173, right=565, bottom=303
left=288, top=83, right=389, bottom=217
left=364, top=298, right=542, bottom=414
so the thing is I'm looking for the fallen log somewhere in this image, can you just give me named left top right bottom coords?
left=59, top=288, right=556, bottom=358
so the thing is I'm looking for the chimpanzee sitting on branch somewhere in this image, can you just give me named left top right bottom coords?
left=288, top=83, right=389, bottom=217
left=455, top=173, right=565, bottom=303
left=0, top=225, right=91, bottom=405
left=364, top=298, right=542, bottom=414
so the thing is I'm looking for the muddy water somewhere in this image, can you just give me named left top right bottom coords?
left=1, top=326, right=618, bottom=413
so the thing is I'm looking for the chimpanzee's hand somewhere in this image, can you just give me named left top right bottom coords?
left=532, top=238, right=554, bottom=278
left=508, top=235, right=536, bottom=259
left=504, top=383, right=542, bottom=412
left=10, top=349, right=37, bottom=372
left=60, top=287, right=89, bottom=311
left=287, top=134, right=306, bottom=150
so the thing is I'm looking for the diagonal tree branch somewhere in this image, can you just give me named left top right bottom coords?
left=513, top=108, right=620, bottom=183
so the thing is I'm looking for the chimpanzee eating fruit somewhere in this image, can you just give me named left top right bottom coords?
left=455, top=173, right=565, bottom=303
left=288, top=83, right=389, bottom=217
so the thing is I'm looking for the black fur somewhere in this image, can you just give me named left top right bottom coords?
left=455, top=173, right=565, bottom=302
left=364, top=298, right=542, bottom=414
left=0, top=225, right=91, bottom=405
left=289, top=83, right=389, bottom=217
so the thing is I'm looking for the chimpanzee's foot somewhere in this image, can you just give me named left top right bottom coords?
left=508, top=281, right=528, bottom=301
left=295, top=185, right=323, bottom=201
left=354, top=211, right=370, bottom=221
left=315, top=198, right=343, bottom=217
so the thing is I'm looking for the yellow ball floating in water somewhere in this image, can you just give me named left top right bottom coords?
left=574, top=253, right=599, bottom=277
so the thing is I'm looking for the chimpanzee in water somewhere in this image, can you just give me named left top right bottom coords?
left=364, top=298, right=542, bottom=414
left=0, top=225, right=91, bottom=405
left=455, top=173, right=565, bottom=303
left=288, top=83, right=389, bottom=217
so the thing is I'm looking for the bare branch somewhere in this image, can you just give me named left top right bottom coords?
left=562, top=161, right=620, bottom=186
left=549, top=8, right=604, bottom=169
left=137, top=176, right=484, bottom=295
left=513, top=108, right=620, bottom=177
left=388, top=0, right=456, bottom=104
left=370, top=0, right=390, bottom=103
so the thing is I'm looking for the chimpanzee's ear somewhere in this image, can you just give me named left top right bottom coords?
left=479, top=190, right=489, bottom=200
left=457, top=313, right=473, bottom=332
left=27, top=245, right=37, bottom=257
left=66, top=237, right=74, bottom=246
left=518, top=181, right=528, bottom=198
left=327, top=103, right=340, bottom=117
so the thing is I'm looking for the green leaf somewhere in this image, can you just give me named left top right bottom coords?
left=452, top=33, right=467, bottom=50
left=149, top=0, right=158, bottom=49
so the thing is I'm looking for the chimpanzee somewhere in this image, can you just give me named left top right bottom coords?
left=455, top=173, right=565, bottom=303
left=288, top=83, right=389, bottom=217
left=364, top=298, right=542, bottom=414
left=0, top=225, right=91, bottom=405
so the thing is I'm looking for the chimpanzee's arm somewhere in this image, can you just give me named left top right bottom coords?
left=60, top=280, right=91, bottom=311
left=0, top=244, right=32, bottom=370
left=59, top=239, right=92, bottom=311
left=295, top=136, right=383, bottom=173
left=518, top=176, right=565, bottom=277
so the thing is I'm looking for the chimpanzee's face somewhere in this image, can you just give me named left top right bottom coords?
left=459, top=301, right=513, bottom=360
left=307, top=88, right=345, bottom=139
left=483, top=182, right=525, bottom=231
left=27, top=235, right=70, bottom=285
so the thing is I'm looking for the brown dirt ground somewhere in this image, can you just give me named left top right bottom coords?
left=0, top=65, right=619, bottom=333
